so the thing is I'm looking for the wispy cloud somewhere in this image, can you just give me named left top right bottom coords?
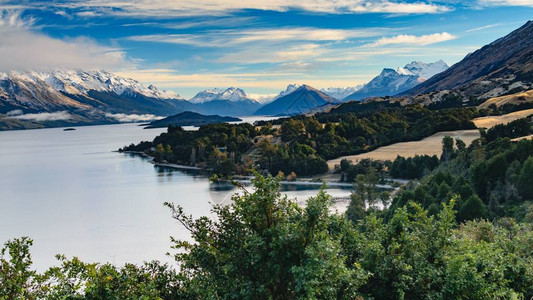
left=0, top=10, right=131, bottom=71
left=366, top=32, right=457, bottom=47
left=105, top=113, right=163, bottom=122
left=0, top=10, right=35, bottom=28
left=127, top=27, right=380, bottom=47
left=10, top=111, right=73, bottom=121
left=218, top=43, right=325, bottom=64
left=48, top=0, right=451, bottom=17
left=466, top=22, right=503, bottom=32
left=477, top=0, right=533, bottom=7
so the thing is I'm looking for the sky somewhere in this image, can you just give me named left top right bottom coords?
left=0, top=0, right=532, bottom=99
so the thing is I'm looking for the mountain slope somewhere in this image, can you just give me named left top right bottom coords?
left=254, top=85, right=340, bottom=116
left=403, top=21, right=533, bottom=97
left=344, top=61, right=449, bottom=101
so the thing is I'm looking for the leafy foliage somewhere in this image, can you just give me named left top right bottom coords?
left=2, top=174, right=533, bottom=299
left=166, top=174, right=365, bottom=299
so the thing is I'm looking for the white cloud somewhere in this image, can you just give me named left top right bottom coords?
left=105, top=113, right=163, bottom=122
left=127, top=27, right=379, bottom=47
left=477, top=0, right=533, bottom=6
left=218, top=43, right=324, bottom=64
left=0, top=10, right=131, bottom=71
left=52, top=0, right=451, bottom=17
left=366, top=32, right=457, bottom=47
left=11, top=111, right=73, bottom=121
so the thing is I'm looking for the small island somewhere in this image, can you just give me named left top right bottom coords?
left=144, top=111, right=241, bottom=128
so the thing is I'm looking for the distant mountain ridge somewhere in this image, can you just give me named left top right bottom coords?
left=0, top=70, right=193, bottom=118
left=270, top=84, right=360, bottom=102
left=189, top=87, right=256, bottom=103
left=189, top=87, right=261, bottom=116
left=344, top=60, right=449, bottom=101
left=0, top=70, right=184, bottom=101
left=254, top=84, right=340, bottom=116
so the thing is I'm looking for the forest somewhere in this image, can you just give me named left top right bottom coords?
left=120, top=103, right=478, bottom=176
left=341, top=117, right=533, bottom=224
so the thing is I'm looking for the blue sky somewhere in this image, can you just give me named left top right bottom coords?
left=0, top=1, right=532, bottom=99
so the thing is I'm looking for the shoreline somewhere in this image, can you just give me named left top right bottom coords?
left=118, top=150, right=204, bottom=170
left=119, top=151, right=398, bottom=189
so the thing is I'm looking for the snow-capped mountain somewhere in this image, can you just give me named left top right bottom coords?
left=344, top=60, right=449, bottom=101
left=254, top=84, right=341, bottom=116
left=320, top=86, right=361, bottom=100
left=0, top=69, right=194, bottom=129
left=2, top=70, right=184, bottom=100
left=395, top=60, right=449, bottom=80
left=189, top=87, right=256, bottom=103
left=189, top=87, right=261, bottom=116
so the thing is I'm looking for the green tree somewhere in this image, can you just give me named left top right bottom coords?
left=518, top=156, right=533, bottom=200
left=441, top=136, right=454, bottom=161
left=165, top=174, right=366, bottom=298
left=154, top=143, right=165, bottom=162
left=0, top=237, right=37, bottom=300
left=457, top=195, right=488, bottom=222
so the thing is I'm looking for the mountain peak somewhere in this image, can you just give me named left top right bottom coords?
left=297, top=84, right=317, bottom=91
left=397, top=60, right=449, bottom=79
left=380, top=68, right=400, bottom=77
left=344, top=60, right=448, bottom=101
left=254, top=84, right=339, bottom=116
left=189, top=87, right=257, bottom=103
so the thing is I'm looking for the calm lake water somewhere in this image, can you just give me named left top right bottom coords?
left=0, top=122, right=351, bottom=270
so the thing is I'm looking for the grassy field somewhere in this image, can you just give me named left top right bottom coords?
left=478, top=89, right=533, bottom=109
left=327, top=130, right=480, bottom=170
left=472, top=108, right=533, bottom=128
left=327, top=108, right=533, bottom=170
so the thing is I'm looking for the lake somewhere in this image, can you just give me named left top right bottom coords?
left=0, top=122, right=352, bottom=270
